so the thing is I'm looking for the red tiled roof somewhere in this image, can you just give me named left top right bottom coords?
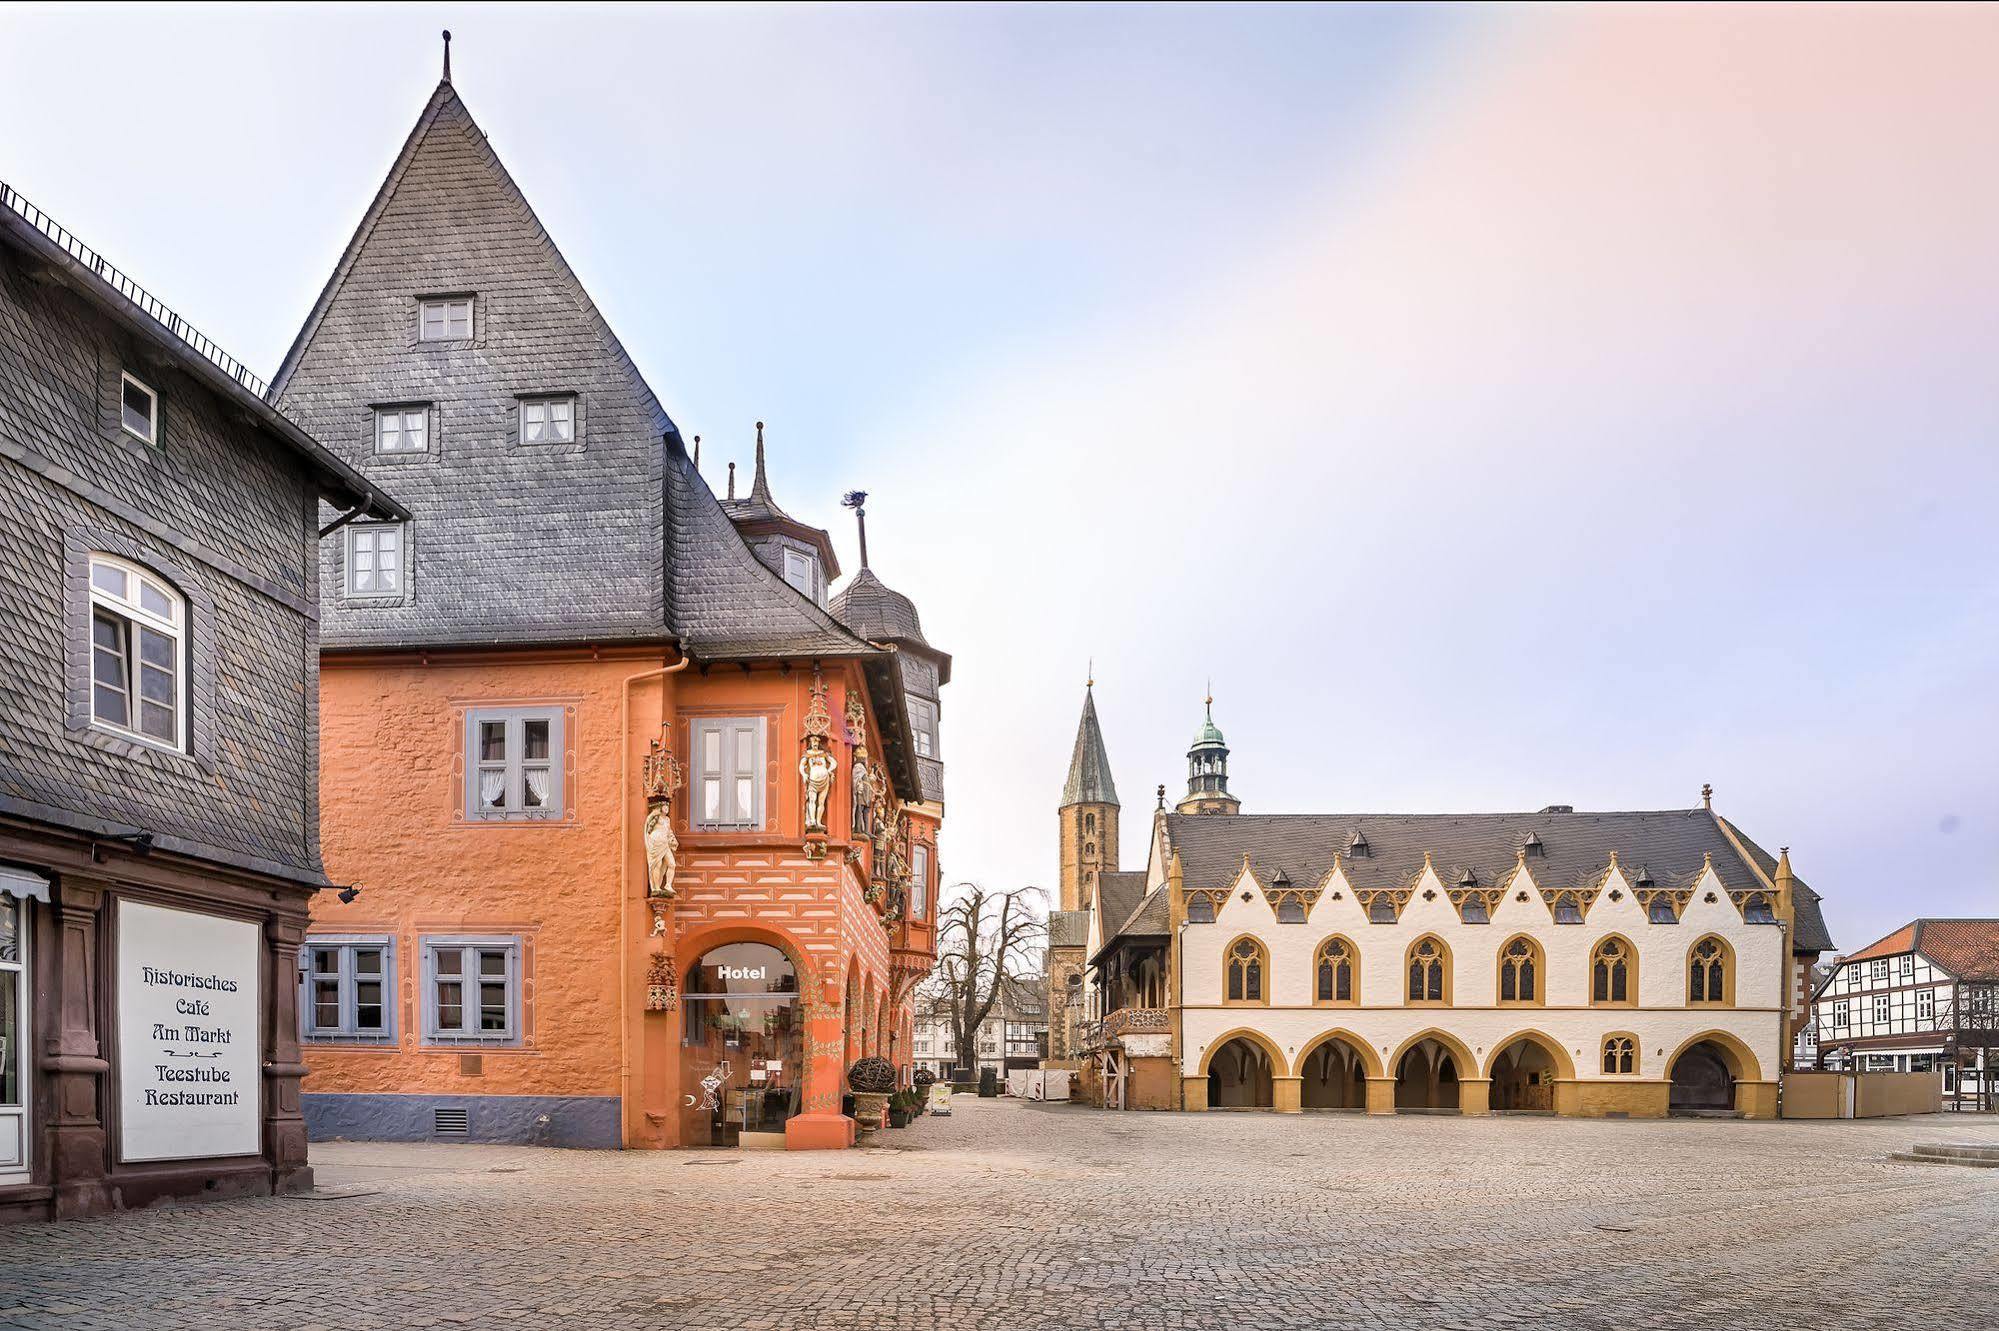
left=1844, top=919, right=1999, bottom=981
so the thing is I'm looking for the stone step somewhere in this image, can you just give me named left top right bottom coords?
left=1908, top=1141, right=1999, bottom=1162
left=1889, top=1150, right=1999, bottom=1168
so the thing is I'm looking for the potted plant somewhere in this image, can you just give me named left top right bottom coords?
left=887, top=1090, right=918, bottom=1129
left=847, top=1056, right=896, bottom=1146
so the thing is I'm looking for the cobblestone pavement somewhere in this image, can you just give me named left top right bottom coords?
left=4, top=1100, right=1998, bottom=1330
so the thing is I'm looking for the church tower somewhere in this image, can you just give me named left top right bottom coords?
left=1058, top=682, right=1120, bottom=913
left=1176, top=693, right=1241, bottom=816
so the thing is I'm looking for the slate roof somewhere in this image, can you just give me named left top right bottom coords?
left=1849, top=920, right=1999, bottom=982
left=1061, top=688, right=1119, bottom=808
left=1165, top=807, right=1829, bottom=953
left=832, top=568, right=928, bottom=649
left=1047, top=909, right=1090, bottom=950
left=718, top=426, right=840, bottom=578
left=1717, top=815, right=1835, bottom=953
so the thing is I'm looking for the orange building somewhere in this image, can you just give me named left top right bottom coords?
left=273, top=68, right=945, bottom=1149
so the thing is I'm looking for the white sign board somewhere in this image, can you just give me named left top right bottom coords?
left=117, top=900, right=261, bottom=1162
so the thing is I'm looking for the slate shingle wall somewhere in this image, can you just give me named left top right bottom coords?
left=0, top=249, right=323, bottom=879
left=274, top=90, right=668, bottom=649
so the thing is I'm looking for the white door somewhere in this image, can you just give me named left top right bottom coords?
left=0, top=895, right=27, bottom=1183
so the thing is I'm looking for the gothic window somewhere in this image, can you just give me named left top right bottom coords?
left=1367, top=895, right=1397, bottom=924
left=1497, top=936, right=1540, bottom=1004
left=1084, top=813, right=1095, bottom=834
left=1225, top=938, right=1267, bottom=1004
left=1591, top=936, right=1634, bottom=1005
left=1315, top=937, right=1355, bottom=1004
left=1688, top=935, right=1730, bottom=1005
left=1276, top=897, right=1306, bottom=924
left=1552, top=893, right=1583, bottom=924
left=1601, top=1035, right=1636, bottom=1075
left=1406, top=936, right=1448, bottom=1004
left=1458, top=895, right=1490, bottom=924
left=1647, top=894, right=1678, bottom=924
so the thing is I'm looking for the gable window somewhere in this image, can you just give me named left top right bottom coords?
left=120, top=372, right=158, bottom=445
left=1367, top=895, right=1397, bottom=924
left=692, top=717, right=765, bottom=830
left=1551, top=893, right=1583, bottom=924
left=466, top=707, right=564, bottom=821
left=1186, top=896, right=1216, bottom=924
left=1647, top=895, right=1679, bottom=924
left=421, top=936, right=519, bottom=1044
left=1225, top=938, right=1267, bottom=1004
left=1742, top=893, right=1776, bottom=924
left=1899, top=954, right=1914, bottom=978
left=911, top=843, right=929, bottom=921
left=1458, top=895, right=1490, bottom=924
left=781, top=547, right=818, bottom=600
left=418, top=297, right=473, bottom=341
left=1591, top=936, right=1635, bottom=1005
left=520, top=396, right=575, bottom=444
left=1315, top=937, right=1355, bottom=1004
left=344, top=523, right=403, bottom=597
left=88, top=554, right=183, bottom=749
left=374, top=406, right=428, bottom=453
left=1498, top=936, right=1540, bottom=1004
left=299, top=938, right=395, bottom=1043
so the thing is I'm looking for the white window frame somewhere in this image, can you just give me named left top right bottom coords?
left=87, top=553, right=185, bottom=751
left=119, top=371, right=158, bottom=445
left=519, top=396, right=576, bottom=444
left=418, top=297, right=474, bottom=342
left=1900, top=954, right=1914, bottom=978
left=465, top=707, right=565, bottom=821
left=1872, top=994, right=1891, bottom=1025
left=374, top=406, right=429, bottom=454
left=908, top=696, right=938, bottom=760
left=691, top=717, right=765, bottom=831
left=911, top=844, right=929, bottom=920
left=1917, top=988, right=1936, bottom=1023
left=344, top=522, right=404, bottom=598
left=1832, top=998, right=1849, bottom=1028
left=1870, top=958, right=1890, bottom=983
left=299, top=936, right=397, bottom=1044
left=781, top=548, right=818, bottom=601
left=420, top=936, right=520, bottom=1045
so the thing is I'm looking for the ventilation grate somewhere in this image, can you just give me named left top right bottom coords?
left=434, top=1107, right=469, bottom=1136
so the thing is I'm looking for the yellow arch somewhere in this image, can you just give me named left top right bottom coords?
left=1388, top=1027, right=1478, bottom=1079
left=1196, top=1026, right=1290, bottom=1078
left=1665, top=1028, right=1764, bottom=1083
left=1296, top=1027, right=1385, bottom=1080
left=1481, top=1028, right=1578, bottom=1082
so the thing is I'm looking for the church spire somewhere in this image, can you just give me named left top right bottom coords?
left=1061, top=682, right=1119, bottom=809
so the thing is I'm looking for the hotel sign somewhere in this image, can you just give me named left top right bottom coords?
left=116, top=900, right=261, bottom=1163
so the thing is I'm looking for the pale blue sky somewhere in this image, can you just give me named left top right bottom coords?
left=4, top=4, right=1995, bottom=951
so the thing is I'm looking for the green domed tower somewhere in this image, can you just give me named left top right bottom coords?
left=1177, top=692, right=1241, bottom=816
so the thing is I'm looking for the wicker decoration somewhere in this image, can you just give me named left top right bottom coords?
left=847, top=1055, right=897, bottom=1094
left=912, top=1067, right=937, bottom=1087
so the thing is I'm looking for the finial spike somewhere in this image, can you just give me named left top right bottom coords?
left=442, top=30, right=453, bottom=83
left=1087, top=658, right=1094, bottom=691
left=1701, top=782, right=1713, bottom=810
left=726, top=460, right=736, bottom=500
left=842, top=490, right=870, bottom=569
left=750, top=422, right=770, bottom=500
left=692, top=434, right=701, bottom=471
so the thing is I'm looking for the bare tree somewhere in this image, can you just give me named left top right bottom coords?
left=920, top=882, right=1045, bottom=1080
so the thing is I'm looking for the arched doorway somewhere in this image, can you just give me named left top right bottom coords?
left=682, top=941, right=803, bottom=1147
left=1300, top=1037, right=1368, bottom=1109
left=1207, top=1037, right=1274, bottom=1108
left=1394, top=1038, right=1461, bottom=1110
left=1490, top=1037, right=1558, bottom=1111
left=1669, top=1040, right=1736, bottom=1112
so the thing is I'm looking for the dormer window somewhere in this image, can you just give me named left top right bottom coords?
left=520, top=396, right=575, bottom=444
left=908, top=696, right=939, bottom=760
left=1521, top=831, right=1544, bottom=857
left=120, top=372, right=158, bottom=445
left=418, top=296, right=473, bottom=341
left=1742, top=893, right=1776, bottom=924
left=1348, top=831, right=1370, bottom=858
left=1648, top=895, right=1678, bottom=924
left=1552, top=892, right=1583, bottom=924
left=781, top=548, right=819, bottom=600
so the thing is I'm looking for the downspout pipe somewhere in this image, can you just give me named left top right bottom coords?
left=618, top=648, right=692, bottom=1147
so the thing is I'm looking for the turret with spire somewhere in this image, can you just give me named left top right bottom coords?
left=1177, top=688, right=1241, bottom=816
left=718, top=421, right=841, bottom=607
left=1057, top=675, right=1120, bottom=913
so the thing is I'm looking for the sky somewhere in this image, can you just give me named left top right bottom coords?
left=3, top=3, right=1995, bottom=953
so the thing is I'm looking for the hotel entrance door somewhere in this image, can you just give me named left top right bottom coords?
left=681, top=942, right=803, bottom=1147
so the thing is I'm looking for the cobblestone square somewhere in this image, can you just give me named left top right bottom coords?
left=4, top=1100, right=1996, bottom=1330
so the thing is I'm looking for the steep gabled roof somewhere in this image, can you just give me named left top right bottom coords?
left=1716, top=814, right=1835, bottom=952
left=1061, top=687, right=1119, bottom=808
left=719, top=424, right=840, bottom=578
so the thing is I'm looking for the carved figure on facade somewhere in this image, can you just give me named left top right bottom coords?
left=800, top=669, right=838, bottom=857
left=645, top=954, right=679, bottom=1013
left=642, top=731, right=683, bottom=901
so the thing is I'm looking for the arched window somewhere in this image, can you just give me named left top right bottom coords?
left=1225, top=938, right=1267, bottom=1004
left=1551, top=892, right=1583, bottom=924
left=1591, top=936, right=1634, bottom=1005
left=1602, top=1035, right=1636, bottom=1075
left=1497, top=935, right=1540, bottom=1004
left=1406, top=936, right=1448, bottom=1004
left=88, top=553, right=185, bottom=749
left=1742, top=893, right=1775, bottom=924
left=1367, top=895, right=1397, bottom=924
left=1084, top=813, right=1095, bottom=834
left=1647, top=895, right=1678, bottom=924
left=1688, top=935, right=1730, bottom=1005
left=1315, top=937, right=1356, bottom=1004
